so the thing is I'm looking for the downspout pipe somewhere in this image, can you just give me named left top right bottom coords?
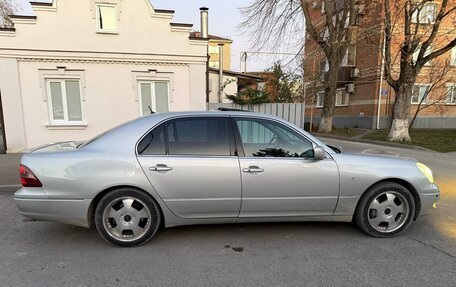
left=200, top=7, right=209, bottom=103
left=218, top=44, right=225, bottom=103
left=377, top=33, right=386, bottom=130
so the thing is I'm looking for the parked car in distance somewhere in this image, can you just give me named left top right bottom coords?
left=14, top=111, right=440, bottom=247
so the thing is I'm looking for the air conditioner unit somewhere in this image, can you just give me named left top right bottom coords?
left=357, top=4, right=366, bottom=15
left=311, top=1, right=320, bottom=9
left=351, top=68, right=360, bottom=78
left=306, top=33, right=312, bottom=40
left=345, top=83, right=355, bottom=93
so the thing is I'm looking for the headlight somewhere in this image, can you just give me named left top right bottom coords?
left=416, top=162, right=434, bottom=183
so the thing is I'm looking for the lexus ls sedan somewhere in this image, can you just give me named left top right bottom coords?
left=15, top=111, right=439, bottom=247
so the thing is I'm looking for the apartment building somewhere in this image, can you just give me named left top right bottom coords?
left=304, top=0, right=456, bottom=129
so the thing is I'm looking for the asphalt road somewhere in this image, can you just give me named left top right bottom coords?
left=0, top=139, right=455, bottom=287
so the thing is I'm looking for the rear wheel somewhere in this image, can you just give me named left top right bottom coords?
left=95, top=188, right=161, bottom=247
left=355, top=182, right=415, bottom=237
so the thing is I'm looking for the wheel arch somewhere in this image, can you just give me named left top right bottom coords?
left=87, top=185, right=165, bottom=228
left=356, top=178, right=421, bottom=220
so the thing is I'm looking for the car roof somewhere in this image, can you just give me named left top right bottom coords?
left=83, top=110, right=334, bottom=155
left=140, top=110, right=283, bottom=121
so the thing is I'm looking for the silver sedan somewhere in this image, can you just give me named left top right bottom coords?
left=14, top=111, right=440, bottom=247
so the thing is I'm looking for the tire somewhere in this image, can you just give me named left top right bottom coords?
left=355, top=182, right=415, bottom=238
left=95, top=188, right=161, bottom=247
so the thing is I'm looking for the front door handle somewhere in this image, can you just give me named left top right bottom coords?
left=243, top=166, right=264, bottom=174
left=150, top=164, right=173, bottom=172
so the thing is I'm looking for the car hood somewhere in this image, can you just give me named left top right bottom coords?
left=26, top=141, right=84, bottom=153
left=339, top=149, right=417, bottom=162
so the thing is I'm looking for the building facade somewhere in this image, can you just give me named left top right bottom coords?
left=190, top=32, right=232, bottom=70
left=304, top=0, right=456, bottom=129
left=0, top=0, right=208, bottom=152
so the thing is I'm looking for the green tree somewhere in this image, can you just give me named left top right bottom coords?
left=226, top=86, right=270, bottom=105
left=268, top=62, right=303, bottom=103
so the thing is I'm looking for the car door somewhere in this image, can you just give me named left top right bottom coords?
left=234, top=117, right=340, bottom=217
left=137, top=116, right=242, bottom=219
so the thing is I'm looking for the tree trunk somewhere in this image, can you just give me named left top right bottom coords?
left=318, top=91, right=336, bottom=133
left=388, top=84, right=413, bottom=141
left=318, top=60, right=338, bottom=133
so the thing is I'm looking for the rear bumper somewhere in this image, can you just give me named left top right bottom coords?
left=14, top=188, right=91, bottom=228
left=418, top=184, right=440, bottom=217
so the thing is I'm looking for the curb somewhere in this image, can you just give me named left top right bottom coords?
left=312, top=133, right=436, bottom=152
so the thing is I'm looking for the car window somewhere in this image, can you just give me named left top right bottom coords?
left=235, top=118, right=314, bottom=158
left=166, top=118, right=231, bottom=156
left=137, top=124, right=166, bottom=155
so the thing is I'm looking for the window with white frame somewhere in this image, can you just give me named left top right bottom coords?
left=47, top=79, right=83, bottom=124
left=412, top=1, right=437, bottom=24
left=342, top=45, right=356, bottom=66
left=413, top=45, right=432, bottom=66
left=139, top=81, right=170, bottom=115
left=336, top=89, right=349, bottom=106
left=447, top=85, right=456, bottom=104
left=316, top=92, right=325, bottom=108
left=411, top=84, right=430, bottom=104
left=412, top=2, right=437, bottom=24
left=208, top=45, right=220, bottom=54
left=96, top=3, right=117, bottom=33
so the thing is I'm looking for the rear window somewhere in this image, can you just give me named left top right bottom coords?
left=137, top=124, right=166, bottom=155
left=138, top=117, right=231, bottom=156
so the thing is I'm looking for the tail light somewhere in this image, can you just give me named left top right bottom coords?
left=20, top=165, right=42, bottom=187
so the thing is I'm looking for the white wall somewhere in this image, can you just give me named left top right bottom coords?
left=0, top=58, right=27, bottom=152
left=0, top=0, right=208, bottom=152
left=209, top=73, right=237, bottom=104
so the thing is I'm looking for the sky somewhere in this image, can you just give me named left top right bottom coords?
left=12, top=0, right=296, bottom=72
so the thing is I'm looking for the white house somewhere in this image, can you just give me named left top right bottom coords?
left=0, top=0, right=208, bottom=152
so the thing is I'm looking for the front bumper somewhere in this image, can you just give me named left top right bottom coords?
left=418, top=183, right=440, bottom=216
left=14, top=188, right=91, bottom=228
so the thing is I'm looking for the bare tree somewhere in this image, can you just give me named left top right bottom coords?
left=0, top=0, right=17, bottom=28
left=383, top=0, right=456, bottom=141
left=241, top=0, right=358, bottom=133
left=409, top=59, right=456, bottom=130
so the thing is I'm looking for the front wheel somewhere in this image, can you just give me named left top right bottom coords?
left=355, top=182, right=416, bottom=238
left=95, top=188, right=161, bottom=247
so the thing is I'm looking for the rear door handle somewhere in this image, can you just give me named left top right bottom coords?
left=243, top=166, right=264, bottom=174
left=149, top=164, right=173, bottom=172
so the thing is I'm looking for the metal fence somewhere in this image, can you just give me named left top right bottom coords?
left=207, top=103, right=306, bottom=129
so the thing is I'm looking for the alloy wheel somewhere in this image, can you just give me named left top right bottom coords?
left=102, top=197, right=152, bottom=242
left=367, top=191, right=410, bottom=233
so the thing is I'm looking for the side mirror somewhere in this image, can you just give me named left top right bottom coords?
left=313, top=146, right=326, bottom=160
